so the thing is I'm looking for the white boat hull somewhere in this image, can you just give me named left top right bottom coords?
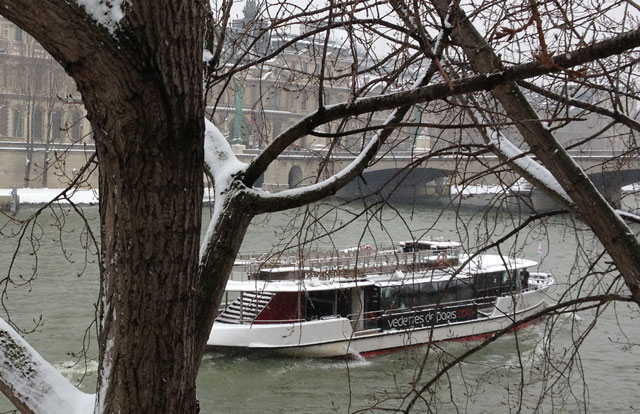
left=207, top=287, right=552, bottom=358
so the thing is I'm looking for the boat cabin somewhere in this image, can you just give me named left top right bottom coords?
left=218, top=254, right=534, bottom=332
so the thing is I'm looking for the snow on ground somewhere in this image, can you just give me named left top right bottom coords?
left=0, top=188, right=99, bottom=205
left=0, top=188, right=215, bottom=206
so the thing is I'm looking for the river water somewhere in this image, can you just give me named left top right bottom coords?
left=0, top=202, right=638, bottom=413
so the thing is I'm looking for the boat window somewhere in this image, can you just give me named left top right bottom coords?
left=255, top=269, right=304, bottom=281
left=380, top=286, right=401, bottom=310
left=439, top=281, right=458, bottom=303
left=306, top=291, right=335, bottom=319
left=364, top=287, right=380, bottom=312
left=401, top=242, right=442, bottom=253
left=381, top=285, right=425, bottom=309
left=456, top=279, right=475, bottom=301
left=380, top=279, right=473, bottom=310
left=336, top=289, right=351, bottom=317
left=474, top=271, right=516, bottom=297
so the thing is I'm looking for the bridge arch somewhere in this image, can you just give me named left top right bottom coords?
left=288, top=165, right=303, bottom=188
left=253, top=173, right=264, bottom=189
left=336, top=167, right=453, bottom=201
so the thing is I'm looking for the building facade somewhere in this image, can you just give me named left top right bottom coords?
left=0, top=16, right=91, bottom=144
left=0, top=17, right=96, bottom=188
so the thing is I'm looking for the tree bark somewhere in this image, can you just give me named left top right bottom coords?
left=194, top=190, right=255, bottom=364
left=1, top=1, right=640, bottom=412
left=1, top=1, right=207, bottom=412
left=89, top=6, right=206, bottom=412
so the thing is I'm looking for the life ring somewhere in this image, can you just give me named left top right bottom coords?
left=364, top=244, right=373, bottom=250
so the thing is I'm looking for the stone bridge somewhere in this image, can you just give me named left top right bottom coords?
left=236, top=148, right=640, bottom=205
left=2, top=142, right=639, bottom=207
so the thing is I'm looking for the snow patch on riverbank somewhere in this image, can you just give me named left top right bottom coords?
left=0, top=188, right=99, bottom=205
left=0, top=188, right=215, bottom=206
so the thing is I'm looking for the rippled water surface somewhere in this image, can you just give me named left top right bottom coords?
left=1, top=203, right=638, bottom=413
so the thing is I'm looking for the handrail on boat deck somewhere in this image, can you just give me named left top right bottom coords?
left=233, top=246, right=462, bottom=280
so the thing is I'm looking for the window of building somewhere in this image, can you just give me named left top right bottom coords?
left=15, top=27, right=22, bottom=42
left=34, top=65, right=43, bottom=93
left=286, top=91, right=293, bottom=108
left=32, top=108, right=43, bottom=140
left=72, top=112, right=81, bottom=141
left=272, top=120, right=281, bottom=137
left=51, top=110, right=62, bottom=140
left=0, top=106, right=8, bottom=137
left=12, top=108, right=23, bottom=137
left=1, top=70, right=8, bottom=89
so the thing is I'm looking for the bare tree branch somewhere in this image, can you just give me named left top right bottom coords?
left=430, top=0, right=640, bottom=304
left=242, top=26, right=640, bottom=187
left=518, top=80, right=640, bottom=133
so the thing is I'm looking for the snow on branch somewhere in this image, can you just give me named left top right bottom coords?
left=75, top=0, right=128, bottom=34
left=244, top=122, right=381, bottom=204
left=241, top=9, right=455, bottom=213
left=0, top=318, right=94, bottom=414
left=241, top=26, right=640, bottom=186
left=203, top=119, right=246, bottom=182
left=616, top=210, right=640, bottom=225
left=487, top=130, right=573, bottom=204
left=199, top=119, right=248, bottom=261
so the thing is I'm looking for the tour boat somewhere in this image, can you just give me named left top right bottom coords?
left=207, top=240, right=554, bottom=357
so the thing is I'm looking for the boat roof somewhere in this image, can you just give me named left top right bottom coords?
left=224, top=254, right=538, bottom=293
left=398, top=240, right=461, bottom=249
left=462, top=254, right=537, bottom=274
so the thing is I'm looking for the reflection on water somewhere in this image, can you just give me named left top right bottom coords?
left=1, top=204, right=639, bottom=412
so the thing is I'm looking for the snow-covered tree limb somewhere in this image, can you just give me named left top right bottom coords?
left=0, top=319, right=94, bottom=414
left=242, top=25, right=640, bottom=187
left=199, top=120, right=248, bottom=260
left=392, top=0, right=574, bottom=211
left=242, top=9, right=454, bottom=213
left=616, top=210, right=640, bottom=224
left=0, top=0, right=123, bottom=69
left=194, top=123, right=255, bottom=361
left=485, top=125, right=574, bottom=208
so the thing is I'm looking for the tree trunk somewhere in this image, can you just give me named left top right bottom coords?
left=86, top=28, right=206, bottom=414
left=0, top=1, right=209, bottom=412
left=23, top=143, right=31, bottom=188
left=96, top=117, right=204, bottom=412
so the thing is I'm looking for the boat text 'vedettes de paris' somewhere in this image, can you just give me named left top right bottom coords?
left=207, top=240, right=554, bottom=357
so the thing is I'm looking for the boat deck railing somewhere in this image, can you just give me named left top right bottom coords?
left=233, top=243, right=461, bottom=280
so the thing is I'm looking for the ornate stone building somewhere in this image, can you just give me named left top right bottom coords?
left=0, top=16, right=95, bottom=188
left=205, top=0, right=392, bottom=152
left=0, top=16, right=91, bottom=144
